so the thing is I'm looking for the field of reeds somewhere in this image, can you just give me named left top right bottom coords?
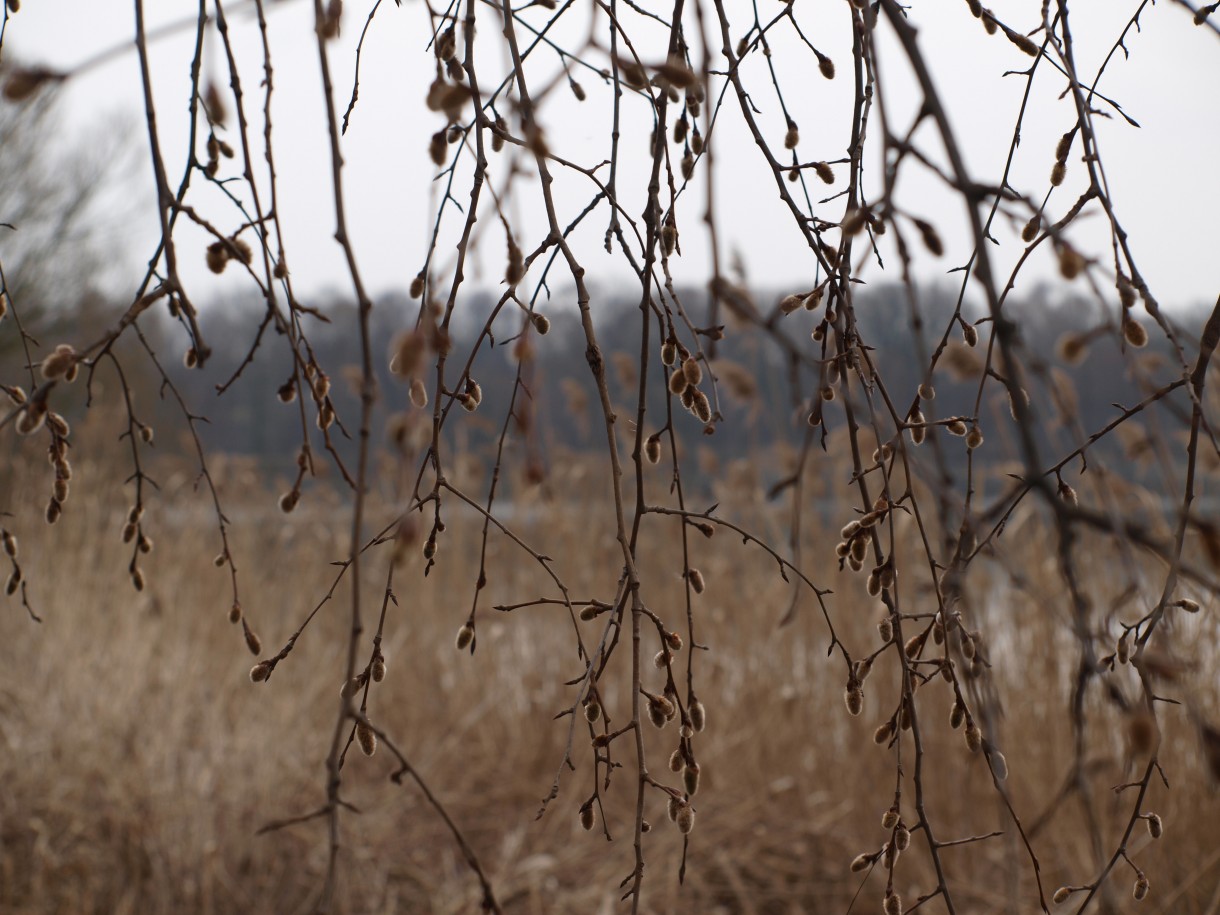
left=2, top=410, right=1218, bottom=915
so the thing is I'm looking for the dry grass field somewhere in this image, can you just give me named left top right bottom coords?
left=2, top=416, right=1219, bottom=915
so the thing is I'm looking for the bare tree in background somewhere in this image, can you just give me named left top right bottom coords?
left=3, top=2, right=1220, bottom=913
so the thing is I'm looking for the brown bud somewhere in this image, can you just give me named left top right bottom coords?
left=683, top=762, right=700, bottom=796
left=1133, top=874, right=1149, bottom=901
left=845, top=685, right=864, bottom=717
left=914, top=219, right=944, bottom=257
left=579, top=803, right=596, bottom=831
left=1123, top=316, right=1148, bottom=348
left=645, top=434, right=662, bottom=465
left=40, top=344, right=77, bottom=381
left=965, top=722, right=983, bottom=753
left=1146, top=812, right=1163, bottom=839
left=689, top=696, right=706, bottom=732
left=675, top=802, right=695, bottom=834
left=989, top=748, right=1009, bottom=781
left=894, top=823, right=911, bottom=852
left=244, top=627, right=262, bottom=656
left=356, top=721, right=378, bottom=757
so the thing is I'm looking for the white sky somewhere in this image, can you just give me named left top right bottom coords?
left=3, top=0, right=1218, bottom=312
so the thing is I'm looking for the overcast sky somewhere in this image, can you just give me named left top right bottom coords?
left=3, top=1, right=1218, bottom=314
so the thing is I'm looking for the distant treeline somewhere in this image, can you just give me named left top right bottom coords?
left=22, top=281, right=1202, bottom=498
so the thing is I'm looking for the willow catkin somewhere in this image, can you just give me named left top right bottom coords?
left=689, top=696, right=707, bottom=732
left=1146, top=812, right=1163, bottom=839
left=1133, top=874, right=1149, bottom=901
left=683, top=762, right=700, bottom=796
left=356, top=721, right=377, bottom=757
left=675, top=803, right=695, bottom=834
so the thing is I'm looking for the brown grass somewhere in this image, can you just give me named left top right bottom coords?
left=2, top=434, right=1219, bottom=915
